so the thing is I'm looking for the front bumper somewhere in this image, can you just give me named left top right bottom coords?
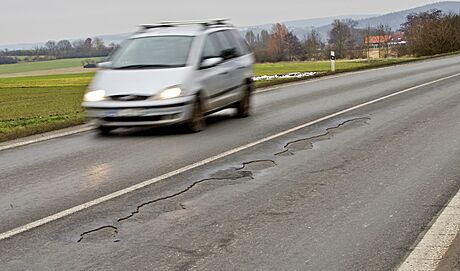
left=82, top=96, right=195, bottom=127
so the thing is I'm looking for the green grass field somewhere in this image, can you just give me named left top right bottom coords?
left=0, top=86, right=87, bottom=141
left=0, top=72, right=94, bottom=141
left=254, top=58, right=416, bottom=76
left=0, top=57, right=103, bottom=75
left=0, top=72, right=94, bottom=88
left=0, top=57, right=418, bottom=142
left=0, top=73, right=94, bottom=142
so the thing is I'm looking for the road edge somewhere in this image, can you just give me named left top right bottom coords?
left=0, top=124, right=95, bottom=151
left=397, top=187, right=460, bottom=271
left=436, top=233, right=460, bottom=271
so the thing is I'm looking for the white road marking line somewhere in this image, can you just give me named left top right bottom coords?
left=0, top=72, right=459, bottom=242
left=0, top=125, right=94, bottom=152
left=397, top=186, right=460, bottom=271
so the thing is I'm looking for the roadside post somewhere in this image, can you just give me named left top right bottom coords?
left=330, top=51, right=336, bottom=72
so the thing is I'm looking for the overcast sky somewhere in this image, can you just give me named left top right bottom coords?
left=0, top=0, right=442, bottom=45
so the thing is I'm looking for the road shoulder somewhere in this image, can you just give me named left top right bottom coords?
left=398, top=188, right=460, bottom=271
left=0, top=123, right=94, bottom=151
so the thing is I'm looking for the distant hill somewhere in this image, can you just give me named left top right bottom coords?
left=314, top=1, right=460, bottom=40
left=0, top=15, right=373, bottom=50
left=356, top=1, right=460, bottom=30
left=242, top=15, right=375, bottom=39
left=242, top=14, right=375, bottom=31
left=1, top=1, right=460, bottom=50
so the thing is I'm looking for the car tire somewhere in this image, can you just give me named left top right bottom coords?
left=98, top=125, right=115, bottom=135
left=236, top=84, right=252, bottom=118
left=185, top=96, right=205, bottom=133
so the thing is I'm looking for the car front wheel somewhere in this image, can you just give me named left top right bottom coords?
left=236, top=84, right=252, bottom=118
left=185, top=96, right=205, bottom=133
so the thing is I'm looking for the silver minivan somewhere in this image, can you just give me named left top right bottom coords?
left=82, top=19, right=255, bottom=133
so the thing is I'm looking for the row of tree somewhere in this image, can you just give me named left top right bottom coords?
left=0, top=37, right=115, bottom=63
left=43, top=37, right=115, bottom=58
left=245, top=24, right=307, bottom=62
left=246, top=9, right=460, bottom=62
left=402, top=10, right=460, bottom=56
left=245, top=20, right=391, bottom=62
left=0, top=56, right=18, bottom=64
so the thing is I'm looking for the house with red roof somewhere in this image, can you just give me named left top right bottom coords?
left=365, top=32, right=406, bottom=48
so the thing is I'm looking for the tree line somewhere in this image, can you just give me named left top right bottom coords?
left=245, top=20, right=394, bottom=62
left=0, top=37, right=116, bottom=64
left=402, top=9, right=460, bottom=56
left=246, top=9, right=460, bottom=62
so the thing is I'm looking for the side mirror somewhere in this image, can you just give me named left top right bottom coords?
left=200, top=57, right=223, bottom=69
left=221, top=48, right=237, bottom=60
left=97, top=61, right=112, bottom=69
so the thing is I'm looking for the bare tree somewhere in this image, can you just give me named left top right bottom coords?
left=45, top=40, right=56, bottom=50
left=400, top=9, right=460, bottom=56
left=57, top=40, right=72, bottom=51
left=84, top=38, right=93, bottom=49
left=375, top=24, right=392, bottom=58
left=364, top=25, right=372, bottom=61
left=92, top=37, right=106, bottom=51
left=260, top=30, right=270, bottom=45
left=267, top=23, right=289, bottom=61
left=383, top=25, right=392, bottom=57
left=45, top=40, right=57, bottom=55
left=72, top=39, right=85, bottom=50
left=245, top=30, right=257, bottom=49
left=285, top=31, right=303, bottom=61
left=328, top=19, right=356, bottom=59
left=305, top=30, right=322, bottom=60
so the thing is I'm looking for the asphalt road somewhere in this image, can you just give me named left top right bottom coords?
left=1, top=55, right=460, bottom=270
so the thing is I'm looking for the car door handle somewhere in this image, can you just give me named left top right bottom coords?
left=219, top=71, right=229, bottom=75
left=237, top=66, right=246, bottom=70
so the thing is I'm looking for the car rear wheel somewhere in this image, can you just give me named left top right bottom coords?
left=185, top=96, right=205, bottom=133
left=236, top=84, right=252, bottom=118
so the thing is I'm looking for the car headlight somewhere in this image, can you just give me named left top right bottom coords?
left=84, top=90, right=106, bottom=102
left=158, top=87, right=182, bottom=99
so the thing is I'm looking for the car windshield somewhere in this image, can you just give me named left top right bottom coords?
left=110, top=36, right=194, bottom=69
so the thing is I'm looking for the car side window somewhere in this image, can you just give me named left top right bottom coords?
left=218, top=30, right=243, bottom=57
left=231, top=30, right=252, bottom=55
left=215, top=31, right=232, bottom=51
left=224, top=30, right=244, bottom=57
left=202, top=33, right=222, bottom=60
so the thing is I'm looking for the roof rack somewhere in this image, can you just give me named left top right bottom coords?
left=138, top=19, right=231, bottom=31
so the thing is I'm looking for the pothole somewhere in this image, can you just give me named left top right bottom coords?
left=78, top=226, right=118, bottom=243
left=276, top=117, right=370, bottom=156
left=240, top=160, right=277, bottom=171
left=76, top=159, right=278, bottom=243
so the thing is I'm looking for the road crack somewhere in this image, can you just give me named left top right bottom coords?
left=275, top=117, right=370, bottom=156
left=77, top=225, right=118, bottom=243
left=77, top=160, right=276, bottom=243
